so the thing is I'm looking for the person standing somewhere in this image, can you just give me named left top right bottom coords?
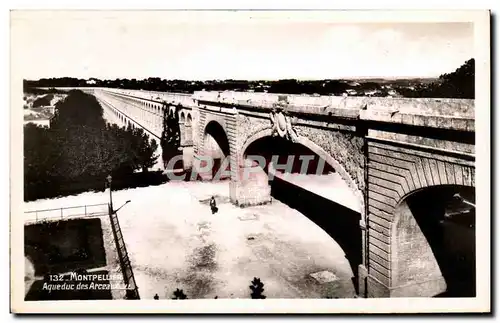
left=210, top=196, right=218, bottom=214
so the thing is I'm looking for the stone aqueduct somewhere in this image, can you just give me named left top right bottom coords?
left=77, top=87, right=475, bottom=298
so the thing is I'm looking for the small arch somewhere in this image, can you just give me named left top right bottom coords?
left=186, top=113, right=193, bottom=126
left=202, top=120, right=231, bottom=178
left=180, top=111, right=186, bottom=123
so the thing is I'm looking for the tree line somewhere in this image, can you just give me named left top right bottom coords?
left=24, top=90, right=159, bottom=201
left=396, top=58, right=475, bottom=99
left=23, top=58, right=474, bottom=99
left=23, top=77, right=390, bottom=96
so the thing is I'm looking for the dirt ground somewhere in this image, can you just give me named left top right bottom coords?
left=24, top=180, right=357, bottom=299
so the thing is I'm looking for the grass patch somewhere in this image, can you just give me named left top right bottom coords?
left=24, top=218, right=110, bottom=300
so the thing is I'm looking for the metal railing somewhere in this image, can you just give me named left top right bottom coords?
left=108, top=206, right=140, bottom=299
left=24, top=203, right=109, bottom=224
left=24, top=202, right=140, bottom=299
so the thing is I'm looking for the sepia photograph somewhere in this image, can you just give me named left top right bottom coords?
left=9, top=10, right=491, bottom=313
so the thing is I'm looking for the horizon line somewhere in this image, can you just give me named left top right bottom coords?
left=25, top=75, right=443, bottom=82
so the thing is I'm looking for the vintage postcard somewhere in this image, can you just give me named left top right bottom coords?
left=10, top=10, right=491, bottom=313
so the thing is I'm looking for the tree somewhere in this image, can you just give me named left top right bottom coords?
left=437, top=58, right=474, bottom=99
left=172, top=288, right=187, bottom=300
left=127, top=126, right=159, bottom=172
left=105, top=123, right=137, bottom=175
left=24, top=123, right=62, bottom=198
left=249, top=277, right=266, bottom=299
left=160, top=104, right=181, bottom=169
left=50, top=90, right=106, bottom=130
left=32, top=94, right=53, bottom=108
left=397, top=58, right=475, bottom=99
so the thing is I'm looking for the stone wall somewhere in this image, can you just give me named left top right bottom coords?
left=236, top=113, right=271, bottom=161
left=365, top=139, right=475, bottom=297
left=294, top=125, right=365, bottom=194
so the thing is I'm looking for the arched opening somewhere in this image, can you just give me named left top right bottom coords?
left=180, top=112, right=186, bottom=123
left=242, top=135, right=362, bottom=294
left=202, top=121, right=231, bottom=180
left=392, top=185, right=475, bottom=297
left=184, top=114, right=193, bottom=145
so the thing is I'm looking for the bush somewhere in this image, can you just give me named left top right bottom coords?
left=32, top=94, right=54, bottom=108
left=172, top=288, right=187, bottom=300
left=249, top=277, right=266, bottom=299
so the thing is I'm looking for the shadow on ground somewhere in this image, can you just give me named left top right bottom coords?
left=271, top=176, right=362, bottom=294
left=24, top=170, right=172, bottom=202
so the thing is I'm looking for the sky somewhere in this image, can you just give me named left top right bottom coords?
left=11, top=11, right=475, bottom=81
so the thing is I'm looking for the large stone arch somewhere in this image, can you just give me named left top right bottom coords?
left=239, top=126, right=366, bottom=290
left=202, top=119, right=230, bottom=157
left=391, top=163, right=475, bottom=297
left=197, top=112, right=232, bottom=155
left=365, top=140, right=476, bottom=297
left=194, top=118, right=233, bottom=181
left=240, top=126, right=364, bottom=214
